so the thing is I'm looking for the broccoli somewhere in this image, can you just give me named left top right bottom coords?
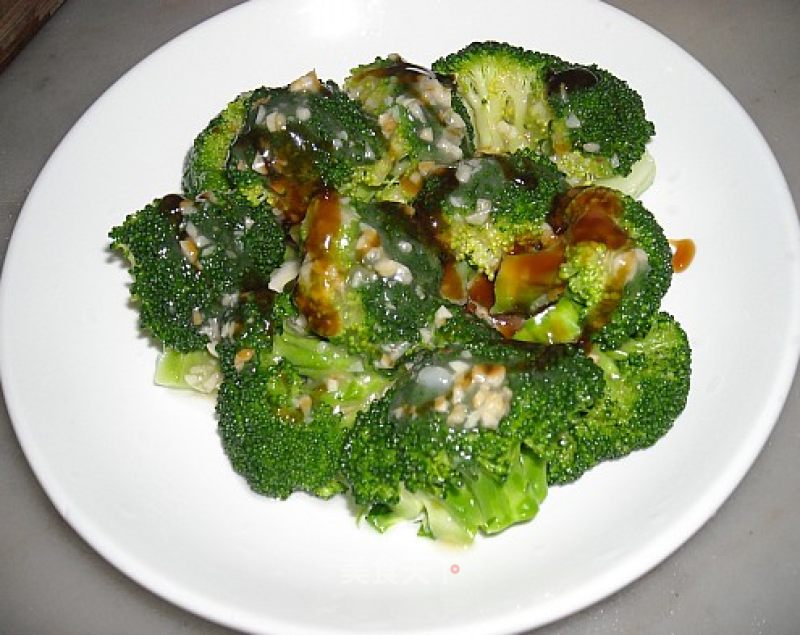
left=543, top=312, right=691, bottom=484
left=216, top=342, right=348, bottom=499
left=345, top=55, right=470, bottom=202
left=182, top=91, right=252, bottom=200
left=216, top=294, right=391, bottom=499
left=491, top=186, right=672, bottom=348
left=110, top=44, right=691, bottom=545
left=414, top=150, right=566, bottom=276
left=433, top=41, right=655, bottom=187
left=344, top=331, right=602, bottom=544
left=343, top=366, right=545, bottom=544
left=109, top=193, right=286, bottom=352
left=432, top=42, right=557, bottom=156
left=546, top=61, right=655, bottom=184
left=293, top=190, right=443, bottom=365
left=224, top=74, right=387, bottom=223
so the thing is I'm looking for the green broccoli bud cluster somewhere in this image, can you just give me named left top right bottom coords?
left=433, top=41, right=656, bottom=187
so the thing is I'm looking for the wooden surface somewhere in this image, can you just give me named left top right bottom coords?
left=0, top=0, right=65, bottom=72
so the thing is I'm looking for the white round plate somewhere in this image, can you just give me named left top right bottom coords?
left=2, top=1, right=799, bottom=633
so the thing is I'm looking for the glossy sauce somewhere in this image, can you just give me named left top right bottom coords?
left=497, top=247, right=565, bottom=287
left=158, top=194, right=186, bottom=235
left=488, top=314, right=526, bottom=339
left=358, top=59, right=435, bottom=87
left=670, top=238, right=696, bottom=273
left=440, top=259, right=466, bottom=303
left=293, top=190, right=344, bottom=336
left=465, top=274, right=527, bottom=339
left=552, top=188, right=628, bottom=249
left=468, top=274, right=495, bottom=308
left=255, top=130, right=322, bottom=225
left=545, top=66, right=599, bottom=96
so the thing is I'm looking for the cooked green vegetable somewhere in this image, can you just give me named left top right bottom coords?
left=110, top=42, right=691, bottom=545
left=433, top=41, right=655, bottom=187
left=414, top=150, right=566, bottom=276
left=225, top=76, right=387, bottom=222
left=509, top=185, right=673, bottom=348
left=109, top=194, right=285, bottom=352
left=542, top=312, right=692, bottom=484
left=345, top=55, right=470, bottom=202
left=293, top=191, right=442, bottom=364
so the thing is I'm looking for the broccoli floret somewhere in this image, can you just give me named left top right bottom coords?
left=433, top=41, right=557, bottom=155
left=226, top=75, right=387, bottom=222
left=544, top=312, right=691, bottom=484
left=109, top=194, right=286, bottom=352
left=344, top=341, right=601, bottom=543
left=576, top=187, right=672, bottom=348
left=547, top=62, right=655, bottom=183
left=433, top=41, right=655, bottom=186
left=345, top=389, right=548, bottom=545
left=182, top=92, right=251, bottom=200
left=345, top=55, right=470, bottom=202
left=109, top=195, right=238, bottom=352
left=366, top=443, right=547, bottom=545
left=413, top=150, right=566, bottom=276
left=500, top=186, right=672, bottom=347
left=293, top=192, right=443, bottom=365
left=216, top=293, right=392, bottom=499
left=216, top=344, right=347, bottom=499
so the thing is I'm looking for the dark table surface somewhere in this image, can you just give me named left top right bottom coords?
left=1, top=1, right=798, bottom=633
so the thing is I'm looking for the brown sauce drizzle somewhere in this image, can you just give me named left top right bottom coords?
left=158, top=194, right=186, bottom=235
left=468, top=274, right=495, bottom=308
left=550, top=187, right=627, bottom=249
left=253, top=131, right=322, bottom=225
left=293, top=190, right=344, bottom=337
left=357, top=59, right=436, bottom=87
left=497, top=247, right=565, bottom=289
left=545, top=67, right=599, bottom=97
left=485, top=186, right=636, bottom=340
left=464, top=274, right=527, bottom=339
left=488, top=314, right=526, bottom=339
left=670, top=239, right=696, bottom=273
left=440, top=259, right=466, bottom=303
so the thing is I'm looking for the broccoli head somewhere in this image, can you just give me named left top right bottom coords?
left=487, top=186, right=672, bottom=348
left=293, top=191, right=443, bottom=366
left=433, top=41, right=655, bottom=187
left=216, top=292, right=391, bottom=499
left=544, top=312, right=691, bottom=484
left=182, top=91, right=252, bottom=200
left=216, top=341, right=348, bottom=499
left=109, top=194, right=286, bottom=352
left=225, top=73, right=387, bottom=222
left=433, top=41, right=558, bottom=155
left=344, top=332, right=602, bottom=543
left=345, top=54, right=470, bottom=202
left=413, top=150, right=566, bottom=276
left=546, top=62, right=655, bottom=184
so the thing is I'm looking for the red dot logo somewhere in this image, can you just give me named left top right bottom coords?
left=450, top=563, right=460, bottom=574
